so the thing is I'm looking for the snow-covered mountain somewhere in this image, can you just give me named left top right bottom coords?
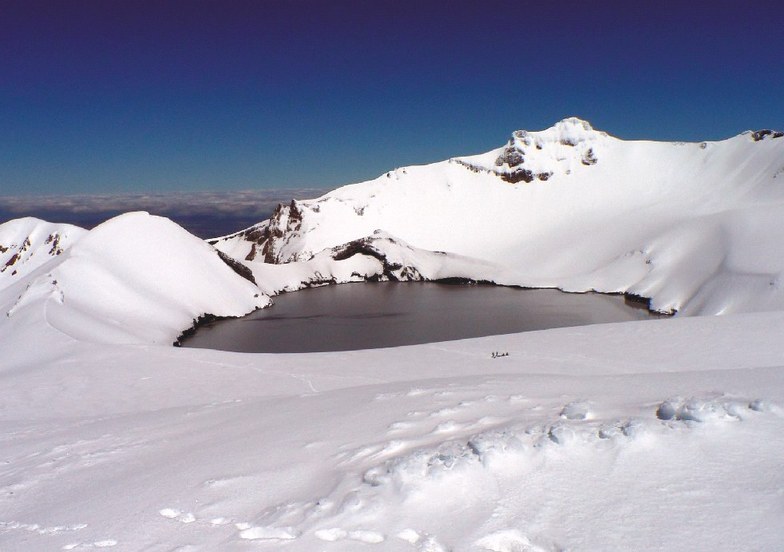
left=2, top=118, right=784, bottom=346
left=214, top=117, right=784, bottom=315
left=0, top=217, right=86, bottom=282
left=2, top=119, right=784, bottom=551
left=0, top=212, right=268, bottom=345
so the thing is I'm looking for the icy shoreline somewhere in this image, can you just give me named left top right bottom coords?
left=177, top=282, right=667, bottom=353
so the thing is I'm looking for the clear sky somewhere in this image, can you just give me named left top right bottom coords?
left=1, top=0, right=782, bottom=195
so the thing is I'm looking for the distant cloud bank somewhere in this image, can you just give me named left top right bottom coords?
left=0, top=188, right=327, bottom=238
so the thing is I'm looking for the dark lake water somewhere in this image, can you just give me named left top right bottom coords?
left=181, top=282, right=664, bottom=353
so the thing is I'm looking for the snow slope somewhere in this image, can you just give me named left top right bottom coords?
left=1, top=310, right=783, bottom=551
left=0, top=212, right=269, bottom=345
left=214, top=118, right=784, bottom=315
left=0, top=217, right=86, bottom=285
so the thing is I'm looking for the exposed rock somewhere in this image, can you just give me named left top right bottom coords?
left=174, top=313, right=225, bottom=347
left=501, top=169, right=535, bottom=184
left=582, top=147, right=598, bottom=165
left=45, top=233, right=64, bottom=255
left=3, top=253, right=20, bottom=270
left=751, top=129, right=784, bottom=142
left=494, top=146, right=524, bottom=168
left=330, top=236, right=423, bottom=281
left=537, top=172, right=553, bottom=181
left=216, top=250, right=256, bottom=285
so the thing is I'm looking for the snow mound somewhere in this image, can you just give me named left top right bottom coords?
left=3, top=212, right=269, bottom=345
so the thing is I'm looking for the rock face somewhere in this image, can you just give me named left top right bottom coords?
left=208, top=199, right=308, bottom=264
left=330, top=234, right=424, bottom=282
left=751, top=129, right=784, bottom=141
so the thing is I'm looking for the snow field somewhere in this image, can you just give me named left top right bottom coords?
left=2, top=333, right=783, bottom=551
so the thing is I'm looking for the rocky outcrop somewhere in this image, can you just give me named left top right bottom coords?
left=216, top=250, right=257, bottom=285
left=209, top=199, right=312, bottom=264
left=454, top=117, right=601, bottom=183
left=751, top=129, right=784, bottom=142
left=330, top=235, right=424, bottom=282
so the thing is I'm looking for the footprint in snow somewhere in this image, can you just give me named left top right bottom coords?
left=374, top=391, right=402, bottom=400
left=159, top=508, right=196, bottom=523
left=1, top=520, right=88, bottom=535
left=560, top=400, right=591, bottom=420
left=432, top=420, right=463, bottom=434
left=475, top=529, right=547, bottom=552
left=314, top=527, right=385, bottom=544
left=387, top=420, right=416, bottom=432
left=62, top=540, right=118, bottom=550
left=406, top=387, right=436, bottom=397
left=396, top=529, right=449, bottom=551
left=238, top=524, right=298, bottom=540
left=429, top=406, right=461, bottom=417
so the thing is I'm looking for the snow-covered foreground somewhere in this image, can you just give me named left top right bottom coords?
left=2, top=118, right=784, bottom=550
left=2, top=311, right=784, bottom=551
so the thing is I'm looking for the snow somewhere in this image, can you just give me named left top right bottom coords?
left=0, top=212, right=269, bottom=345
left=2, top=118, right=784, bottom=550
left=0, top=217, right=86, bottom=283
left=214, top=117, right=784, bottom=315
left=2, top=311, right=784, bottom=550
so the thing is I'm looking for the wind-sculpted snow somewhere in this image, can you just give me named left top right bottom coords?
left=3, top=302, right=784, bottom=549
left=137, top=383, right=780, bottom=551
left=1, top=212, right=269, bottom=345
left=278, top=392, right=779, bottom=551
left=216, top=117, right=784, bottom=315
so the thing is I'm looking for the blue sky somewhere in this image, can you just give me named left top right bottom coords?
left=1, top=0, right=782, bottom=195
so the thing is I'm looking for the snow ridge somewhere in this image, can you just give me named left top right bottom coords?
left=1, top=212, right=269, bottom=345
left=0, top=217, right=86, bottom=288
left=215, top=118, right=784, bottom=316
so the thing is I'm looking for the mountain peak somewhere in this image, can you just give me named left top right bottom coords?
left=510, top=117, right=605, bottom=148
left=553, top=116, right=594, bottom=131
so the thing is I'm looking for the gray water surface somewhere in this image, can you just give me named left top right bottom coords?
left=182, top=282, right=663, bottom=353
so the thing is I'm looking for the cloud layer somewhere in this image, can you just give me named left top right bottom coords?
left=0, top=189, right=327, bottom=238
